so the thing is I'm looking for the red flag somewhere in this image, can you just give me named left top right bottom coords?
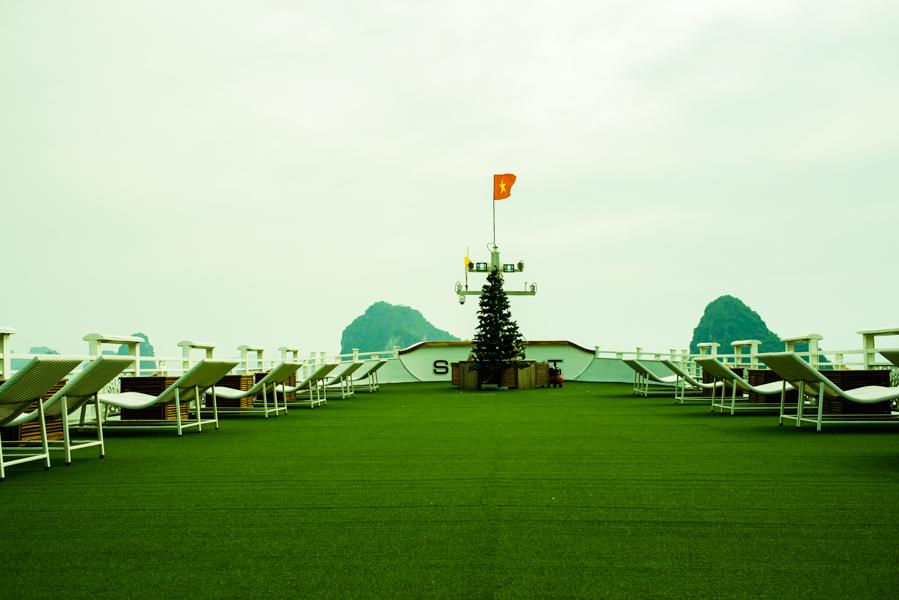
left=493, top=174, right=516, bottom=200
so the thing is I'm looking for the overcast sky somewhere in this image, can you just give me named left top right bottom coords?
left=2, top=0, right=897, bottom=360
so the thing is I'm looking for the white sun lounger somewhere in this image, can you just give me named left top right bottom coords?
left=351, top=359, right=387, bottom=393
left=694, top=357, right=795, bottom=415
left=203, top=361, right=301, bottom=418
left=283, top=363, right=338, bottom=408
left=0, top=355, right=84, bottom=481
left=660, top=359, right=724, bottom=404
left=322, top=361, right=364, bottom=399
left=98, top=359, right=238, bottom=436
left=621, top=359, right=685, bottom=397
left=758, top=351, right=899, bottom=431
left=3, top=355, right=133, bottom=466
left=878, top=348, right=899, bottom=368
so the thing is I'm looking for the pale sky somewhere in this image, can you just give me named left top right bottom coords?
left=2, top=0, right=897, bottom=359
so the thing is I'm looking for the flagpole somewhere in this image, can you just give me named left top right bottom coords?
left=493, top=196, right=496, bottom=246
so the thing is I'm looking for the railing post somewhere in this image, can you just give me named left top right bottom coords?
left=635, top=347, right=642, bottom=360
left=393, top=346, right=400, bottom=359
left=731, top=340, right=761, bottom=369
left=595, top=346, right=601, bottom=358
left=857, top=328, right=899, bottom=369
left=781, top=334, right=823, bottom=369
left=861, top=331, right=877, bottom=370
left=279, top=347, right=300, bottom=363
left=177, top=341, right=216, bottom=374
left=238, top=345, right=265, bottom=374
left=309, top=351, right=318, bottom=378
left=83, top=333, right=142, bottom=376
left=353, top=348, right=359, bottom=362
left=0, top=326, right=17, bottom=380
left=697, top=343, right=719, bottom=357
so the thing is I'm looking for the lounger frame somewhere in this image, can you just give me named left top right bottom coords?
left=759, top=352, right=899, bottom=431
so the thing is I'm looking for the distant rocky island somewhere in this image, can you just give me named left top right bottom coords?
left=690, top=295, right=819, bottom=356
left=340, top=302, right=460, bottom=354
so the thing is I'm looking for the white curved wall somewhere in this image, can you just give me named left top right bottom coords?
left=522, top=345, right=594, bottom=380
left=376, top=342, right=684, bottom=385
left=399, top=344, right=473, bottom=382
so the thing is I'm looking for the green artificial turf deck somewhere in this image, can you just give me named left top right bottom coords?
left=2, top=382, right=899, bottom=599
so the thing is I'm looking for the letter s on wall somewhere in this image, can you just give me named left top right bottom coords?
left=433, top=360, right=449, bottom=375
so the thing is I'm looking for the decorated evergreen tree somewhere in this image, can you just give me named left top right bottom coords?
left=471, top=268, right=527, bottom=386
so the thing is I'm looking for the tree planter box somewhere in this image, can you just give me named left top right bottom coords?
left=454, top=361, right=538, bottom=390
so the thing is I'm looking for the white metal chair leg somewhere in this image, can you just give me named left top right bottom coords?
left=175, top=388, right=183, bottom=437
left=778, top=380, right=786, bottom=425
left=212, top=386, right=219, bottom=430
left=194, top=386, right=202, bottom=432
left=62, top=396, right=72, bottom=465
left=38, top=395, right=50, bottom=470
left=816, top=385, right=825, bottom=432
left=262, top=384, right=269, bottom=419
left=95, top=393, right=105, bottom=457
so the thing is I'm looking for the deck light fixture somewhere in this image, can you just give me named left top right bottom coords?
left=503, top=264, right=515, bottom=272
left=475, top=262, right=488, bottom=272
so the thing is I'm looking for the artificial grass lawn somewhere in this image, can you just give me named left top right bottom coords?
left=2, top=382, right=899, bottom=600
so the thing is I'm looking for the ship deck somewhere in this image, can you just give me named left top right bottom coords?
left=3, top=382, right=899, bottom=599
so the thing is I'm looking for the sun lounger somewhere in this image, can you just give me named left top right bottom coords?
left=660, top=359, right=723, bottom=404
left=694, top=357, right=795, bottom=415
left=878, top=348, right=899, bottom=368
left=322, top=361, right=364, bottom=399
left=98, top=359, right=238, bottom=436
left=351, top=359, right=387, bottom=393
left=203, top=361, right=301, bottom=418
left=283, top=363, right=338, bottom=408
left=3, top=355, right=133, bottom=466
left=758, top=351, right=899, bottom=431
left=621, top=359, right=684, bottom=397
left=0, top=355, right=84, bottom=480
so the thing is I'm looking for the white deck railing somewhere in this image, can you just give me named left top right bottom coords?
left=0, top=329, right=402, bottom=388
left=1, top=328, right=896, bottom=385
